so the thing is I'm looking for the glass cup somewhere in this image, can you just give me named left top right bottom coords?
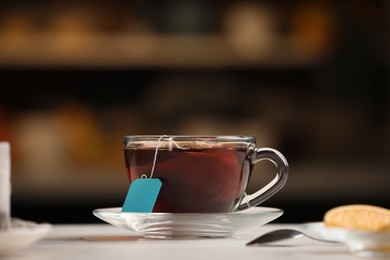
left=123, top=135, right=288, bottom=213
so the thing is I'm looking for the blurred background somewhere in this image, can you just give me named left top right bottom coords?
left=0, top=0, right=389, bottom=224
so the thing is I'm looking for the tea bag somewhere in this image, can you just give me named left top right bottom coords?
left=122, top=135, right=188, bottom=213
left=122, top=136, right=166, bottom=213
left=0, top=142, right=11, bottom=230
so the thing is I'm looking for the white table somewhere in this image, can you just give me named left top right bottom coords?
left=3, top=224, right=358, bottom=260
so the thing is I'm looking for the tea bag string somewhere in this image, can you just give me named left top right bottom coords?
left=142, top=135, right=189, bottom=179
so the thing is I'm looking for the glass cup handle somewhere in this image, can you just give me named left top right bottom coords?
left=235, top=147, right=289, bottom=211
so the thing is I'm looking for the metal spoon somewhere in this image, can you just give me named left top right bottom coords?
left=246, top=229, right=337, bottom=246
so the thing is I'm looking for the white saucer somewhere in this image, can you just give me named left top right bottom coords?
left=0, top=218, right=52, bottom=255
left=300, top=222, right=390, bottom=258
left=93, top=207, right=283, bottom=238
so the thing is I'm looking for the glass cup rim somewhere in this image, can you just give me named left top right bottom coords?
left=123, top=135, right=256, bottom=149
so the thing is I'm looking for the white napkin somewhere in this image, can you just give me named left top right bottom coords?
left=0, top=142, right=11, bottom=230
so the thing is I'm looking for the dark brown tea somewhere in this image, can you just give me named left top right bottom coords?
left=124, top=148, right=253, bottom=213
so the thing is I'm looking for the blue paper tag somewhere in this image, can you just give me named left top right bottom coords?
left=122, top=178, right=162, bottom=213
